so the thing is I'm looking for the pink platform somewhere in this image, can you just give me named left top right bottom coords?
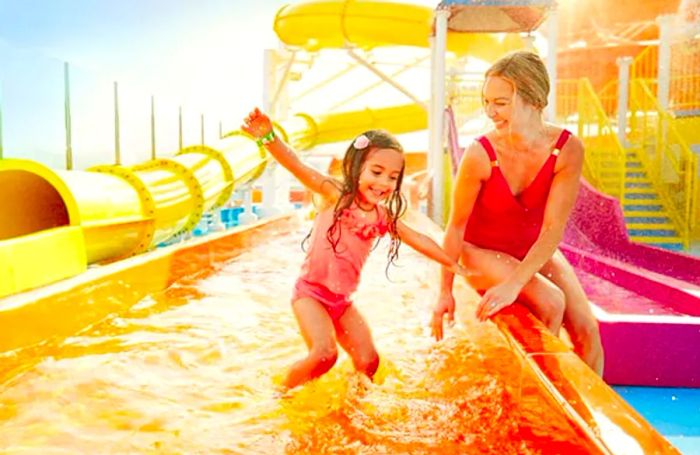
left=563, top=181, right=700, bottom=387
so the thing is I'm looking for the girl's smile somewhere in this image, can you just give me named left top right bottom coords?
left=357, top=148, right=404, bottom=207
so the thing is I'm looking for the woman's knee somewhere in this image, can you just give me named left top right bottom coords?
left=533, top=283, right=565, bottom=332
left=567, top=314, right=601, bottom=346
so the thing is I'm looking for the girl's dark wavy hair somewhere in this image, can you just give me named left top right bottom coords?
left=326, top=129, right=407, bottom=272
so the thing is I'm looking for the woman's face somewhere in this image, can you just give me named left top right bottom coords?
left=482, top=75, right=522, bottom=130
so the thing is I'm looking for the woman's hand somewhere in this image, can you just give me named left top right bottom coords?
left=475, top=280, right=522, bottom=321
left=431, top=291, right=456, bottom=341
left=241, top=107, right=273, bottom=138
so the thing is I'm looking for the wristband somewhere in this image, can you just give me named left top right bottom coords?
left=256, top=130, right=275, bottom=146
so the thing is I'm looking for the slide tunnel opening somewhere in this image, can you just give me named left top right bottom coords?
left=0, top=170, right=70, bottom=240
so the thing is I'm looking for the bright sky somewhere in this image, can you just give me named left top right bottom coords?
left=0, top=0, right=288, bottom=167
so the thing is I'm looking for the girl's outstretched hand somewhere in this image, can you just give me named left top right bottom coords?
left=450, top=263, right=472, bottom=279
left=242, top=107, right=273, bottom=138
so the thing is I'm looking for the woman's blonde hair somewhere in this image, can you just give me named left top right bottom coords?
left=485, top=50, right=550, bottom=110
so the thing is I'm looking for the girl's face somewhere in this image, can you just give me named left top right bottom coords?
left=482, top=75, right=520, bottom=130
left=357, top=147, right=404, bottom=207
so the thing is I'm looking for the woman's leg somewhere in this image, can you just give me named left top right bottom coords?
left=539, top=251, right=604, bottom=375
left=284, top=297, right=339, bottom=389
left=334, top=305, right=380, bottom=380
left=460, top=243, right=565, bottom=334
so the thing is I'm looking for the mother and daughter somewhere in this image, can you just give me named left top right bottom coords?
left=242, top=50, right=603, bottom=390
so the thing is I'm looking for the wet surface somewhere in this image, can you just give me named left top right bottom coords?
left=575, top=269, right=687, bottom=316
left=0, top=225, right=598, bottom=454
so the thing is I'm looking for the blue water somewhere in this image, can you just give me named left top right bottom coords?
left=613, top=386, right=700, bottom=454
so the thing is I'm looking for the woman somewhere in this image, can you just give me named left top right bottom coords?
left=431, top=50, right=604, bottom=375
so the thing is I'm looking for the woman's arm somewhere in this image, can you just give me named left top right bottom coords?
left=508, top=134, right=584, bottom=286
left=432, top=142, right=488, bottom=339
left=439, top=143, right=489, bottom=293
left=242, top=108, right=340, bottom=202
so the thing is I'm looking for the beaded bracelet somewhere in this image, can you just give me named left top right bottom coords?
left=256, top=130, right=275, bottom=146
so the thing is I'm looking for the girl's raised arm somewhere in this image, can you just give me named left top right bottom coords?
left=242, top=108, right=341, bottom=202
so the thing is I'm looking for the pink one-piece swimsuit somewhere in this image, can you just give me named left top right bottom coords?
left=292, top=205, right=389, bottom=320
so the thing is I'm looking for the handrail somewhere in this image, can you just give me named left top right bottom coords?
left=629, top=79, right=697, bottom=248
left=630, top=45, right=658, bottom=80
left=575, top=78, right=627, bottom=202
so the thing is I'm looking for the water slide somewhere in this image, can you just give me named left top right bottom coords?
left=0, top=0, right=684, bottom=453
left=562, top=182, right=700, bottom=387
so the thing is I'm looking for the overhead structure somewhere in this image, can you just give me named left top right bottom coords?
left=439, top=0, right=553, bottom=33
left=429, top=0, right=555, bottom=224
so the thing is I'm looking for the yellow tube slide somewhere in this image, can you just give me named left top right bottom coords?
left=274, top=0, right=523, bottom=59
left=0, top=103, right=428, bottom=298
left=0, top=134, right=267, bottom=297
left=278, top=103, right=428, bottom=150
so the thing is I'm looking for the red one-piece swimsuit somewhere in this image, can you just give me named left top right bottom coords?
left=463, top=129, right=572, bottom=260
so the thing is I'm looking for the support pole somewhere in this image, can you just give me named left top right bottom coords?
left=64, top=62, right=73, bottom=169
left=428, top=7, right=449, bottom=225
left=113, top=81, right=121, bottom=165
left=616, top=56, right=633, bottom=147
left=178, top=106, right=183, bottom=151
left=150, top=95, right=156, bottom=159
left=656, top=14, right=675, bottom=110
left=545, top=9, right=558, bottom=122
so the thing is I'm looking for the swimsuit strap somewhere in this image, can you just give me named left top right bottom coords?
left=478, top=129, right=572, bottom=163
left=476, top=136, right=499, bottom=167
left=552, top=129, right=572, bottom=156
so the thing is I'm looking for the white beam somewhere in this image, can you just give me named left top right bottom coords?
left=429, top=8, right=449, bottom=225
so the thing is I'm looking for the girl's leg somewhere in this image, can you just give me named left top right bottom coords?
left=334, top=305, right=380, bottom=380
left=284, top=297, right=339, bottom=389
left=461, top=243, right=565, bottom=334
left=539, top=251, right=604, bottom=375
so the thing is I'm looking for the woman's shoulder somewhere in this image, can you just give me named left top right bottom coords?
left=458, top=139, right=493, bottom=176
left=546, top=124, right=583, bottom=153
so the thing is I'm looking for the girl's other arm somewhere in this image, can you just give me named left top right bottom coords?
left=242, top=108, right=340, bottom=201
left=396, top=221, right=470, bottom=278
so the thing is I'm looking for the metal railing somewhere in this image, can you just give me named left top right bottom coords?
left=556, top=79, right=627, bottom=201
left=629, top=79, right=698, bottom=248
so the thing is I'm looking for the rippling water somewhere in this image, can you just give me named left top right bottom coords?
left=0, top=224, right=596, bottom=454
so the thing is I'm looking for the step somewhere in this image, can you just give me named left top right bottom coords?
left=625, top=182, right=653, bottom=189
left=624, top=216, right=671, bottom=224
left=637, top=242, right=686, bottom=251
left=625, top=161, right=643, bottom=169
left=628, top=229, right=680, bottom=237
left=624, top=193, right=659, bottom=200
left=624, top=211, right=672, bottom=220
left=627, top=224, right=678, bottom=232
left=624, top=204, right=664, bottom=212
left=628, top=233, right=684, bottom=243
left=625, top=171, right=648, bottom=179
left=600, top=171, right=626, bottom=179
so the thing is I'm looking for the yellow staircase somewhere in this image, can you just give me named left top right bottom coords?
left=561, top=77, right=696, bottom=251
left=622, top=147, right=685, bottom=250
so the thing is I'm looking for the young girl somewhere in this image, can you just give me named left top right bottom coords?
left=242, top=108, right=470, bottom=389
